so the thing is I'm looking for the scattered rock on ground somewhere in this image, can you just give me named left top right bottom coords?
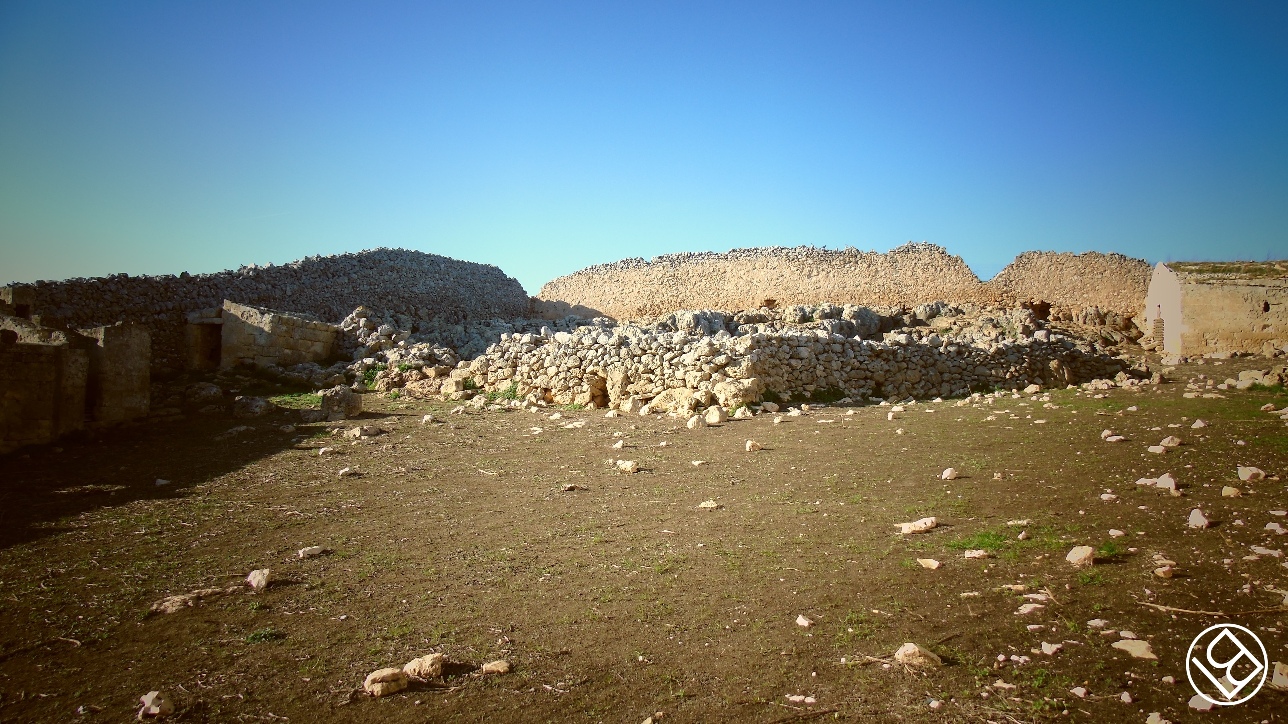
left=246, top=569, right=271, bottom=591
left=403, top=653, right=445, bottom=680
left=363, top=667, right=408, bottom=697
left=1066, top=546, right=1095, bottom=568
left=893, top=642, right=942, bottom=668
left=137, top=690, right=174, bottom=718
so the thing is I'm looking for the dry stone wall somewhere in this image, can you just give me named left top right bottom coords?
left=536, top=244, right=1151, bottom=321
left=10, top=249, right=530, bottom=372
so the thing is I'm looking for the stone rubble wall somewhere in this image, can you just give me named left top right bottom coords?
left=9, top=248, right=531, bottom=372
left=536, top=244, right=1152, bottom=321
left=369, top=303, right=1137, bottom=407
left=465, top=324, right=1126, bottom=409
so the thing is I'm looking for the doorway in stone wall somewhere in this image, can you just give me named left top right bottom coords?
left=188, top=324, right=222, bottom=370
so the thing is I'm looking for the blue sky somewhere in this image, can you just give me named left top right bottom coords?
left=2, top=1, right=1285, bottom=294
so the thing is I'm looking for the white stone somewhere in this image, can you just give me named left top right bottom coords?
left=1147, top=445, right=1166, bottom=454
left=745, top=440, right=763, bottom=452
left=1111, top=639, right=1156, bottom=659
left=246, top=569, right=271, bottom=591
left=1188, top=509, right=1210, bottom=529
left=893, top=642, right=942, bottom=668
left=1016, top=603, right=1044, bottom=615
left=1221, top=486, right=1241, bottom=498
left=940, top=468, right=958, bottom=480
left=1066, top=546, right=1095, bottom=568
left=1069, top=686, right=1087, bottom=698
left=796, top=614, right=814, bottom=628
left=704, top=406, right=727, bottom=425
left=686, top=414, right=707, bottom=429
left=697, top=500, right=722, bottom=509
left=1270, top=661, right=1288, bottom=691
left=1187, top=694, right=1214, bottom=712
left=1238, top=466, right=1266, bottom=481
left=1191, top=419, right=1207, bottom=428
left=298, top=546, right=325, bottom=559
left=917, top=558, right=940, bottom=569
left=963, top=550, right=989, bottom=559
left=1041, top=642, right=1062, bottom=655
left=1160, top=436, right=1181, bottom=447
left=615, top=460, right=640, bottom=474
left=137, top=691, right=174, bottom=718
left=897, top=517, right=937, bottom=535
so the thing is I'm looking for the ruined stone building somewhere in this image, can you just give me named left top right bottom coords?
left=1143, top=261, right=1288, bottom=357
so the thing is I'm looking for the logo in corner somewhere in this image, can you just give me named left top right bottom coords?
left=1186, top=623, right=1268, bottom=706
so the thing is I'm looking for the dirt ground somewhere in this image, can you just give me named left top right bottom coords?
left=1, top=357, right=1286, bottom=723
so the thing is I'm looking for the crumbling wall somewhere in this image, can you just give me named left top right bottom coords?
left=220, top=301, right=340, bottom=369
left=8, top=248, right=531, bottom=372
left=536, top=244, right=1152, bottom=321
left=81, top=323, right=151, bottom=425
left=985, top=251, right=1151, bottom=315
left=536, top=243, right=989, bottom=320
left=0, top=340, right=88, bottom=454
left=1155, top=268, right=1288, bottom=357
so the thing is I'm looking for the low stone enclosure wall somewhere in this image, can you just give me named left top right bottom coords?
left=368, top=303, right=1141, bottom=409
left=535, top=244, right=1152, bottom=322
left=8, top=248, right=529, bottom=373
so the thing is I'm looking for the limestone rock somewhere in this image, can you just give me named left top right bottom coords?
left=1147, top=445, right=1166, bottom=454
left=480, top=660, right=511, bottom=675
left=697, top=500, right=722, bottom=509
left=1066, top=546, right=1095, bottom=568
left=615, top=460, right=640, bottom=474
left=795, top=614, right=814, bottom=628
left=1270, top=661, right=1288, bottom=692
left=712, top=378, right=763, bottom=409
left=745, top=440, right=763, bottom=452
left=1187, top=509, right=1210, bottom=529
left=732, top=405, right=753, bottom=419
left=298, top=546, right=326, bottom=559
left=137, top=690, right=174, bottom=718
left=649, top=387, right=699, bottom=414
left=1238, top=466, right=1266, bottom=481
left=893, top=642, right=942, bottom=668
left=1159, top=435, right=1181, bottom=447
left=1187, top=694, right=1214, bottom=712
left=363, top=667, right=408, bottom=697
left=403, top=653, right=445, bottom=680
left=917, top=558, right=940, bottom=569
left=686, top=414, right=707, bottom=429
left=897, top=517, right=937, bottom=535
left=1221, top=486, right=1241, bottom=498
left=704, top=406, right=727, bottom=425
left=1191, top=419, right=1207, bottom=428
left=1111, top=639, right=1156, bottom=660
left=246, top=568, right=271, bottom=591
left=320, top=385, right=362, bottom=419
left=940, top=468, right=959, bottom=480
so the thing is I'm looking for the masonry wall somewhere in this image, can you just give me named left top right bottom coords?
left=0, top=343, right=88, bottom=454
left=536, top=244, right=1152, bottom=321
left=220, top=301, right=340, bottom=369
left=1177, top=279, right=1288, bottom=356
left=81, top=323, right=151, bottom=425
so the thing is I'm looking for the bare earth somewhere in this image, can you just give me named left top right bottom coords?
left=1, top=359, right=1286, bottom=722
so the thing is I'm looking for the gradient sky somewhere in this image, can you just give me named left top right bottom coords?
left=2, top=1, right=1286, bottom=294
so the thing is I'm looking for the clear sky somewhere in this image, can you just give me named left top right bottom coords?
left=2, top=1, right=1286, bottom=294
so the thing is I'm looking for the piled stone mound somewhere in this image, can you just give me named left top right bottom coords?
left=536, top=244, right=1152, bottom=321
left=987, top=251, right=1152, bottom=315
left=14, top=249, right=530, bottom=371
left=370, top=301, right=1142, bottom=407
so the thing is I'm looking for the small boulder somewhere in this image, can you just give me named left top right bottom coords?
left=233, top=396, right=275, bottom=419
left=1111, top=639, right=1156, bottom=660
left=897, top=517, right=937, bottom=535
left=940, top=468, right=959, bottom=480
left=1221, top=486, right=1241, bottom=498
left=745, top=440, right=763, bottom=452
left=1160, top=436, right=1181, bottom=447
left=686, top=414, right=707, bottom=430
left=795, top=614, right=814, bottom=628
left=704, top=406, right=727, bottom=425
left=298, top=546, right=326, bottom=559
left=363, top=667, right=408, bottom=697
left=1238, top=466, right=1266, bottom=482
left=403, top=653, right=445, bottom=680
left=320, top=385, right=362, bottom=419
left=245, top=569, right=271, bottom=591
left=1066, top=546, right=1095, bottom=568
left=615, top=460, right=640, bottom=474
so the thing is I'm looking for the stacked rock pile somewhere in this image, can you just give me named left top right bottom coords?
left=13, top=248, right=530, bottom=371
left=535, top=243, right=1152, bottom=321
left=366, top=301, right=1140, bottom=408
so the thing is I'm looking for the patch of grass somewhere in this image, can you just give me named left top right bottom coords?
left=947, top=530, right=1009, bottom=553
left=245, top=628, right=286, bottom=643
left=396, top=363, right=416, bottom=372
left=269, top=392, right=322, bottom=409
left=1076, top=569, right=1106, bottom=586
left=463, top=377, right=480, bottom=391
left=1096, top=540, right=1127, bottom=559
left=386, top=390, right=401, bottom=400
left=362, top=364, right=387, bottom=389
left=834, top=611, right=876, bottom=647
left=486, top=382, right=520, bottom=401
